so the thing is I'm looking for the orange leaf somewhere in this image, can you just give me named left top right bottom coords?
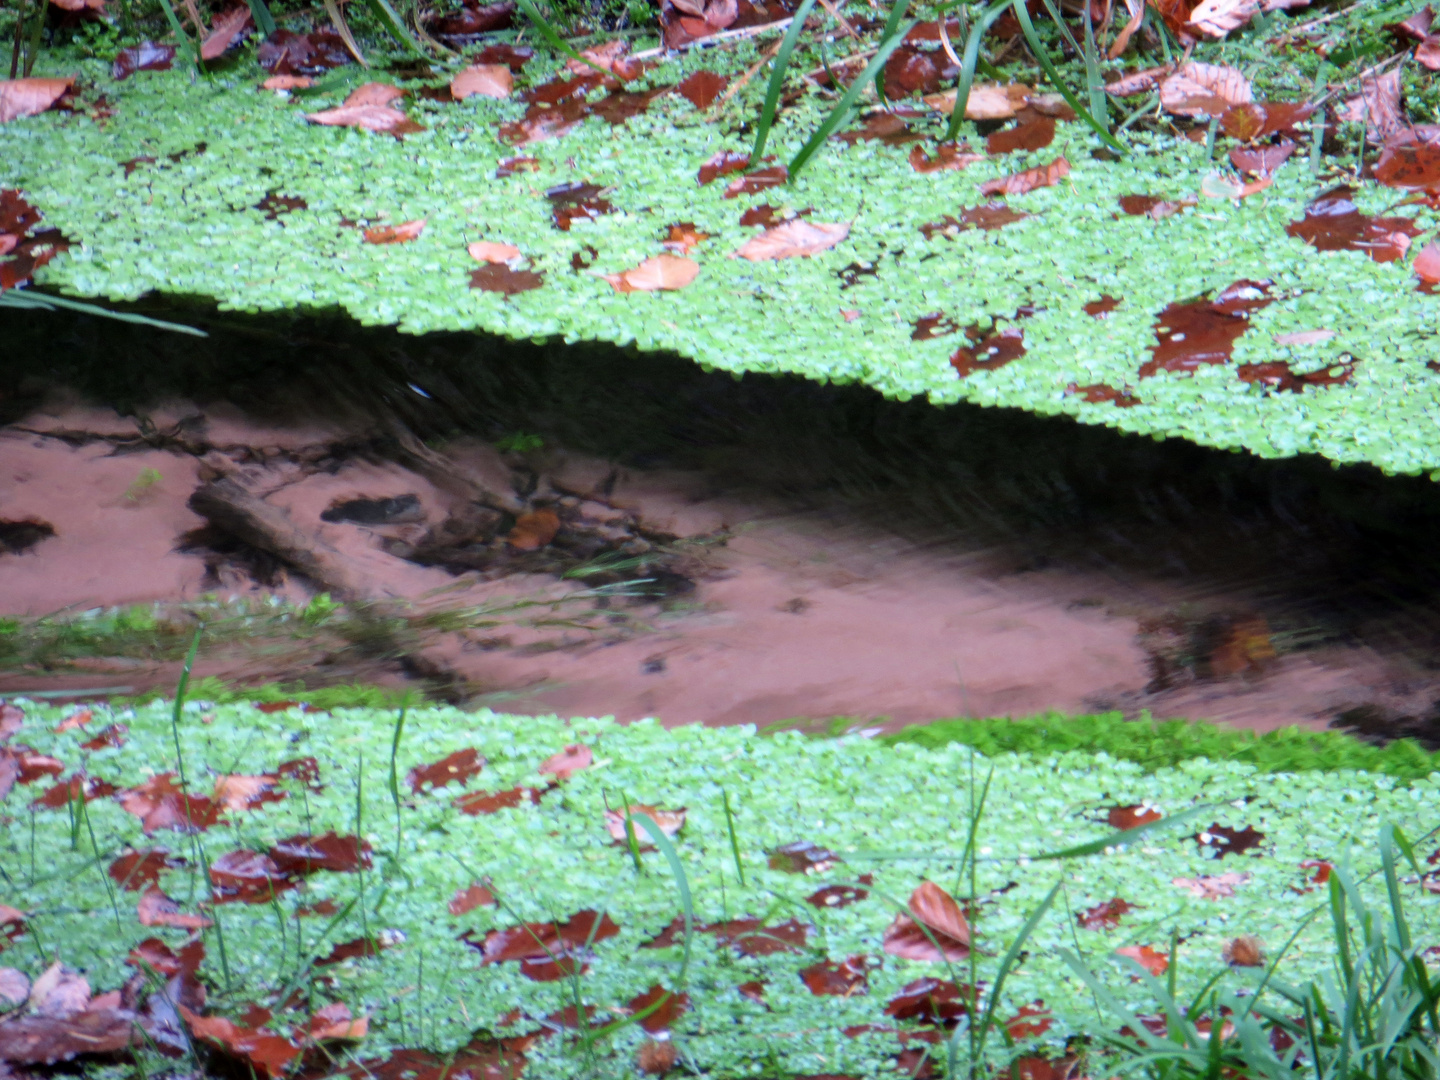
left=539, top=743, right=593, bottom=781
left=344, top=82, right=405, bottom=107
left=305, top=104, right=424, bottom=135
left=882, top=881, right=971, bottom=961
left=468, top=240, right=523, bottom=263
left=1159, top=61, right=1251, bottom=117
left=180, top=1007, right=299, bottom=1078
left=603, top=254, right=700, bottom=293
left=364, top=219, right=426, bottom=244
left=212, top=774, right=284, bottom=811
left=507, top=508, right=560, bottom=550
left=449, top=883, right=496, bottom=915
left=1116, top=944, right=1169, bottom=976
left=200, top=6, right=253, bottom=60
left=451, top=64, right=513, bottom=100
left=306, top=1003, right=368, bottom=1042
left=0, top=78, right=74, bottom=124
left=137, top=886, right=213, bottom=930
left=731, top=220, right=849, bottom=261
left=262, top=75, right=313, bottom=90
left=978, top=157, right=1071, bottom=196
left=604, top=805, right=686, bottom=846
left=1415, top=240, right=1440, bottom=283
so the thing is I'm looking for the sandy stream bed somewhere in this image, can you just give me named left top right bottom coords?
left=1, top=393, right=1435, bottom=740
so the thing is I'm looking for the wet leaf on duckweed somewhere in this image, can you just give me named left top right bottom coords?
left=1115, top=944, right=1169, bottom=975
left=451, top=65, right=513, bottom=100
left=1173, top=871, right=1251, bottom=898
left=539, top=743, right=593, bottom=780
left=180, top=1006, right=299, bottom=1078
left=1222, top=934, right=1264, bottom=966
left=1158, top=62, right=1251, bottom=117
left=112, top=43, right=174, bottom=81
left=454, top=786, right=542, bottom=813
left=769, top=839, right=838, bottom=872
left=119, top=774, right=222, bottom=834
left=0, top=79, right=73, bottom=125
left=316, top=935, right=389, bottom=965
left=1195, top=823, right=1265, bottom=857
left=1219, top=101, right=1314, bottom=141
left=1078, top=897, right=1135, bottom=930
left=495, top=156, right=539, bottom=177
left=1237, top=359, right=1356, bottom=393
left=677, top=70, right=727, bottom=108
left=834, top=113, right=923, bottom=146
left=1229, top=140, right=1296, bottom=176
left=212, top=774, right=285, bottom=810
left=269, top=832, right=372, bottom=874
left=908, top=142, right=985, bottom=174
left=806, top=875, right=872, bottom=908
left=603, top=255, right=700, bottom=294
left=724, top=166, right=788, bottom=198
left=80, top=724, right=127, bottom=750
left=408, top=748, right=485, bottom=792
left=137, top=887, right=213, bottom=930
left=627, top=984, right=691, bottom=1032
left=884, top=977, right=971, bottom=1026
left=109, top=849, right=177, bottom=891
left=200, top=7, right=253, bottom=60
left=449, top=883, right=496, bottom=914
left=911, top=313, right=962, bottom=340
left=31, top=774, right=116, bottom=809
left=257, top=30, right=352, bottom=75
left=209, top=850, right=297, bottom=903
left=711, top=917, right=809, bottom=956
left=697, top=150, right=751, bottom=185
left=1004, top=1001, right=1053, bottom=1039
left=605, top=804, right=686, bottom=844
left=883, top=881, right=971, bottom=961
left=1106, top=803, right=1163, bottom=829
left=1118, top=193, right=1195, bottom=219
left=800, top=955, right=872, bottom=996
left=306, top=104, right=425, bottom=135
left=732, top=220, right=849, bottom=261
left=126, top=936, right=204, bottom=977
left=1139, top=279, right=1273, bottom=378
left=1066, top=382, right=1141, bottom=406
left=344, top=83, right=406, bottom=108
left=986, top=117, right=1055, bottom=154
left=978, top=157, right=1069, bottom=196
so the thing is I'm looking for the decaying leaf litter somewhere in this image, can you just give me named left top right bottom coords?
left=7, top=0, right=1440, bottom=474
left=0, top=696, right=1435, bottom=1078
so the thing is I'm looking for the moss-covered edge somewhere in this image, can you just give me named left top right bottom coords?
left=77, top=679, right=1440, bottom=780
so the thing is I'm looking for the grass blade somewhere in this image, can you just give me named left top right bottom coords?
left=942, top=0, right=1011, bottom=142
left=722, top=788, right=745, bottom=885
left=1011, top=0, right=1124, bottom=153
left=387, top=705, right=406, bottom=866
left=365, top=0, right=427, bottom=58
left=788, top=17, right=916, bottom=178
left=971, top=879, right=1061, bottom=1058
left=513, top=0, right=614, bottom=77
left=751, top=0, right=820, bottom=165
left=244, top=0, right=276, bottom=37
left=322, top=0, right=370, bottom=67
left=1033, top=804, right=1209, bottom=860
left=628, top=810, right=694, bottom=984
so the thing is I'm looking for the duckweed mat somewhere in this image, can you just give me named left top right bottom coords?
left=7, top=15, right=1440, bottom=479
left=4, top=696, right=1440, bottom=1077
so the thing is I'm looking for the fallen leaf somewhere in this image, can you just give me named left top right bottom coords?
left=0, top=704, right=23, bottom=741
left=80, top=723, right=127, bottom=750
left=256, top=29, right=351, bottom=75
left=709, top=917, right=809, bottom=956
left=1195, top=823, right=1266, bottom=857
left=316, top=936, right=389, bottom=965
left=626, top=985, right=691, bottom=1032
left=454, top=786, right=542, bottom=813
left=800, top=955, right=871, bottom=996
left=0, top=968, right=27, bottom=1007
left=1078, top=898, right=1134, bottom=930
left=1286, top=185, right=1419, bottom=261
left=495, top=155, right=539, bottom=176
left=1222, top=934, right=1264, bottom=966
left=884, top=977, right=971, bottom=1025
left=0, top=1009, right=134, bottom=1064
left=1274, top=328, right=1336, bottom=345
left=449, top=883, right=496, bottom=915
left=119, top=774, right=222, bottom=834
left=344, top=82, right=405, bottom=107
left=1172, top=871, right=1251, bottom=898
left=1339, top=69, right=1403, bottom=143
left=112, top=42, right=174, bottom=80
left=1106, top=804, right=1162, bottom=829
left=978, top=156, right=1070, bottom=196
left=677, top=69, right=727, bottom=108
left=507, top=508, right=561, bottom=549
left=638, top=1038, right=677, bottom=1074
left=1105, top=64, right=1173, bottom=96
left=200, top=6, right=253, bottom=60
left=0, top=78, right=73, bottom=123
left=262, top=75, right=313, bottom=90
left=126, top=937, right=204, bottom=977
left=1116, top=944, right=1169, bottom=975
left=603, top=254, right=700, bottom=293
left=180, top=1006, right=299, bottom=1078
left=28, top=963, right=88, bottom=1019
left=883, top=881, right=971, bottom=961
left=1159, top=62, right=1251, bottom=117
left=212, top=774, right=284, bottom=811
left=30, top=773, right=116, bottom=809
left=696, top=150, right=752, bottom=185
left=1229, top=140, right=1296, bottom=176
left=923, top=82, right=1031, bottom=119
left=724, top=165, right=788, bottom=198
left=806, top=877, right=871, bottom=908
left=470, top=263, right=544, bottom=294
left=306, top=1002, right=368, bottom=1042
left=210, top=850, right=297, bottom=903
left=732, top=220, right=849, bottom=261
left=769, top=840, right=839, bottom=872
left=108, top=849, right=176, bottom=891
left=987, top=116, right=1056, bottom=154
left=909, top=142, right=985, bottom=173
left=661, top=222, right=708, bottom=253
left=363, top=219, right=426, bottom=244
left=1200, top=171, right=1273, bottom=199
left=605, top=805, right=686, bottom=846
left=52, top=709, right=91, bottom=733
left=539, top=743, right=592, bottom=780
left=1416, top=241, right=1440, bottom=283
left=566, top=38, right=637, bottom=78
left=451, top=64, right=513, bottom=100
left=270, top=832, right=372, bottom=874
left=138, top=887, right=213, bottom=930
left=305, top=104, right=424, bottom=135
left=1419, top=36, right=1440, bottom=70
left=1185, top=0, right=1259, bottom=37
left=1004, top=1001, right=1053, bottom=1039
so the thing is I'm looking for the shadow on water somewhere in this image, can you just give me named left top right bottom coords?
left=6, top=293, right=1440, bottom=674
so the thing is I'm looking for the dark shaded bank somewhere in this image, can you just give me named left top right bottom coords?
left=6, top=292, right=1440, bottom=668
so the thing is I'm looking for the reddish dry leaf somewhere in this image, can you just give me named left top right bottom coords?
left=306, top=1002, right=368, bottom=1042
left=1200, top=171, right=1274, bottom=200
left=0, top=704, right=22, bottom=741
left=1220, top=100, right=1314, bottom=141
left=1340, top=69, right=1403, bottom=143
left=344, top=83, right=405, bottom=108
left=80, top=724, right=127, bottom=751
left=662, top=222, right=709, bottom=253
left=1078, top=898, right=1135, bottom=930
left=732, top=220, right=849, bottom=261
left=127, top=937, right=204, bottom=977
left=29, top=963, right=88, bottom=1019
left=210, top=850, right=297, bottom=903
left=200, top=6, right=253, bottom=60
left=627, top=985, right=691, bottom=1033
left=1118, top=193, right=1195, bottom=219
left=408, top=748, right=485, bottom=793
left=14, top=750, right=62, bottom=785
left=697, top=150, right=751, bottom=185
left=986, top=116, right=1056, bottom=154
left=1415, top=241, right=1440, bottom=283
left=316, top=936, right=388, bottom=966
left=256, top=29, right=351, bottom=75
left=1005, top=1002, right=1054, bottom=1039
left=270, top=832, right=372, bottom=875
left=637, top=1038, right=677, bottom=1074
left=507, top=508, right=561, bottom=549
left=119, top=774, right=222, bottom=834
left=1222, top=934, right=1264, bottom=966
left=710, top=917, right=809, bottom=956
left=138, top=887, right=213, bottom=930
left=1116, top=944, right=1169, bottom=975
left=1106, top=64, right=1173, bottom=96
left=276, top=756, right=321, bottom=788
left=884, top=977, right=971, bottom=1026
left=1228, top=140, right=1296, bottom=176
left=909, top=142, right=985, bottom=173
left=677, top=69, right=727, bottom=108
left=566, top=38, right=636, bottom=77
left=737, top=980, right=766, bottom=1002
left=262, top=75, right=313, bottom=90
left=52, top=709, right=91, bottom=733
left=769, top=840, right=839, bottom=873
left=1107, top=803, right=1163, bottom=829
left=113, top=42, right=175, bottom=80
left=1195, top=823, right=1265, bottom=857
left=1377, top=136, right=1440, bottom=188
left=31, top=773, right=116, bottom=809
left=1159, top=61, right=1251, bottom=116
left=449, top=883, right=496, bottom=915
left=0, top=78, right=73, bottom=124
left=539, top=743, right=592, bottom=780
left=451, top=64, right=513, bottom=100
left=305, top=104, right=424, bottom=135
left=454, top=786, right=542, bottom=814
left=1418, top=36, right=1440, bottom=70
left=212, top=774, right=284, bottom=811
left=603, top=254, right=700, bottom=294
left=883, top=881, right=972, bottom=961
left=0, top=1009, right=134, bottom=1065
left=924, top=82, right=1031, bottom=119
left=800, top=956, right=871, bottom=997
left=363, top=219, right=425, bottom=244
left=180, top=1006, right=299, bottom=1078
left=605, top=805, right=686, bottom=846
left=806, top=876, right=872, bottom=909
left=470, top=263, right=544, bottom=294
left=979, top=156, right=1070, bottom=196
left=109, top=849, right=176, bottom=892
left=495, top=156, right=539, bottom=177
left=724, top=166, right=788, bottom=198
left=1186, top=0, right=1260, bottom=37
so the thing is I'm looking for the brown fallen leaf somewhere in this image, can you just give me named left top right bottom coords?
left=180, top=1006, right=299, bottom=1078
left=262, top=75, right=313, bottom=90
left=212, top=774, right=284, bottom=811
left=1186, top=0, right=1260, bottom=38
left=603, top=254, right=700, bottom=293
left=50, top=0, right=106, bottom=9
left=451, top=64, right=513, bottom=99
left=882, top=881, right=971, bottom=961
left=1273, top=328, right=1336, bottom=346
left=638, top=1037, right=678, bottom=1074
left=909, top=142, right=985, bottom=173
left=1116, top=944, right=1169, bottom=976
left=344, top=82, right=405, bottom=107
left=1172, top=871, right=1251, bottom=899
left=449, top=883, right=496, bottom=914
left=0, top=968, right=28, bottom=1007
left=1200, top=171, right=1272, bottom=199
left=661, top=222, right=708, bottom=253
left=979, top=157, right=1071, bottom=196
left=605, top=805, right=686, bottom=846
left=1108, top=0, right=1145, bottom=56
left=363, top=219, right=426, bottom=244
left=507, top=508, right=560, bottom=549
left=1340, top=69, right=1404, bottom=143
left=1222, top=934, right=1264, bottom=967
left=0, top=78, right=73, bottom=124
left=305, top=104, right=424, bottom=135
left=1415, top=241, right=1440, bottom=283
left=305, top=1002, right=368, bottom=1042
left=200, top=6, right=253, bottom=60
left=1106, top=64, right=1173, bottom=96
left=539, top=743, right=593, bottom=780
left=1419, top=36, right=1440, bottom=71
left=468, top=240, right=523, bottom=263
left=137, top=887, right=213, bottom=930
left=1159, top=62, right=1251, bottom=117
left=28, top=963, right=89, bottom=1019
left=731, top=220, right=849, bottom=261
left=922, top=82, right=1032, bottom=119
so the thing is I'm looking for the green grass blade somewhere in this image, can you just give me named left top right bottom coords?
left=629, top=811, right=694, bottom=985
left=972, top=879, right=1061, bottom=1056
left=1080, top=0, right=1107, bottom=125
left=513, top=0, right=613, bottom=77
left=1033, top=804, right=1209, bottom=860
left=244, top=0, right=276, bottom=37
left=1011, top=0, right=1123, bottom=153
left=722, top=788, right=746, bottom=886
left=788, top=20, right=914, bottom=178
left=1380, top=824, right=1413, bottom=953
left=751, top=0, right=820, bottom=165
left=943, top=0, right=1011, bottom=142
left=365, top=0, right=428, bottom=58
